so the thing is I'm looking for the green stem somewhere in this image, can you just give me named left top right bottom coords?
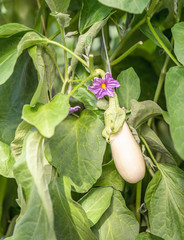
left=146, top=17, right=181, bottom=66
left=60, top=27, right=69, bottom=81
left=49, top=30, right=60, bottom=40
left=140, top=136, right=160, bottom=169
left=148, top=54, right=170, bottom=126
left=111, top=41, right=143, bottom=66
left=48, top=40, right=88, bottom=67
left=44, top=46, right=65, bottom=83
left=89, top=54, right=95, bottom=74
left=136, top=181, right=142, bottom=224
left=110, top=16, right=146, bottom=61
left=69, top=74, right=98, bottom=96
left=110, top=17, right=122, bottom=41
left=147, top=0, right=159, bottom=17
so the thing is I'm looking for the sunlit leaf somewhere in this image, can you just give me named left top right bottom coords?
left=49, top=177, right=97, bottom=240
left=165, top=66, right=184, bottom=159
left=92, top=190, right=139, bottom=240
left=22, top=93, right=70, bottom=138
left=145, top=164, right=184, bottom=240
left=97, top=0, right=150, bottom=14
left=46, top=110, right=106, bottom=192
left=117, top=67, right=141, bottom=110
left=79, top=187, right=113, bottom=227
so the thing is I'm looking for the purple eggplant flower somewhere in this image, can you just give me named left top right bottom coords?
left=88, top=73, right=120, bottom=99
left=69, top=106, right=81, bottom=114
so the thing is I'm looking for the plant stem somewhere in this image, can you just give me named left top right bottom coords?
left=60, top=27, right=69, bottom=81
left=136, top=181, right=142, bottom=224
left=140, top=136, right=160, bottom=169
left=36, top=0, right=47, bottom=36
left=44, top=46, right=65, bottom=83
left=110, top=16, right=122, bottom=41
left=110, top=16, right=146, bottom=61
left=102, top=27, right=111, bottom=74
left=89, top=54, right=95, bottom=74
left=49, top=30, right=60, bottom=40
left=48, top=40, right=88, bottom=68
left=111, top=41, right=143, bottom=66
left=146, top=17, right=181, bottom=66
left=147, top=0, right=159, bottom=17
left=69, top=74, right=98, bottom=96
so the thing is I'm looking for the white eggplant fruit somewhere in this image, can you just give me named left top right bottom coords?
left=110, top=121, right=145, bottom=183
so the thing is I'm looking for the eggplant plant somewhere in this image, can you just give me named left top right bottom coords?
left=0, top=0, right=184, bottom=239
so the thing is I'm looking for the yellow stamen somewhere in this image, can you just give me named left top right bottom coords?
left=101, top=83, right=106, bottom=90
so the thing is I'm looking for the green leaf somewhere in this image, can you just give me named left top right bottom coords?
left=172, top=22, right=184, bottom=65
left=70, top=19, right=108, bottom=72
left=72, top=85, right=98, bottom=110
left=11, top=121, right=33, bottom=160
left=0, top=36, right=20, bottom=85
left=0, top=51, right=37, bottom=145
left=79, top=0, right=112, bottom=34
left=128, top=99, right=162, bottom=128
left=22, top=93, right=70, bottom=138
left=78, top=187, right=113, bottom=227
left=140, top=124, right=176, bottom=165
left=46, top=110, right=106, bottom=192
left=0, top=23, right=31, bottom=38
left=92, top=190, right=139, bottom=240
left=0, top=24, right=33, bottom=85
left=28, top=45, right=56, bottom=106
left=45, top=0, right=71, bottom=13
left=17, top=32, right=47, bottom=56
left=49, top=177, right=97, bottom=240
left=140, top=23, right=172, bottom=51
left=136, top=232, right=164, bottom=240
left=97, top=0, right=150, bottom=14
left=8, top=130, right=56, bottom=240
left=165, top=66, right=184, bottom=159
left=117, top=67, right=141, bottom=110
left=0, top=141, right=15, bottom=178
left=94, top=160, right=125, bottom=191
left=145, top=164, right=184, bottom=240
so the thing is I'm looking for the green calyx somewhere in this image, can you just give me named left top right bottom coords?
left=102, top=92, right=126, bottom=142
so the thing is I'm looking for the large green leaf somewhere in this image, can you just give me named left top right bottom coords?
left=28, top=45, right=56, bottom=106
left=136, top=232, right=164, bottom=240
left=79, top=0, right=112, bottom=34
left=172, top=22, right=184, bottom=65
left=94, top=160, right=125, bottom=191
left=0, top=23, right=31, bottom=38
left=0, top=52, right=37, bottom=145
left=7, top=130, right=56, bottom=240
left=128, top=99, right=162, bottom=129
left=92, top=190, right=139, bottom=240
left=46, top=110, right=106, bottom=192
left=22, top=93, right=70, bottom=138
left=140, top=124, right=176, bottom=165
left=45, top=0, right=71, bottom=13
left=49, top=177, right=97, bottom=240
left=11, top=121, right=33, bottom=160
left=117, top=67, right=141, bottom=110
left=78, top=187, right=113, bottom=227
left=72, top=85, right=98, bottom=110
left=97, top=0, right=150, bottom=14
left=145, top=164, right=184, bottom=240
left=17, top=32, right=47, bottom=56
left=0, top=141, right=15, bottom=178
left=140, top=23, right=172, bottom=51
left=0, top=24, right=32, bottom=85
left=165, top=66, right=184, bottom=159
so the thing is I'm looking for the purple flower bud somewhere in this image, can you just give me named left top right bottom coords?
left=69, top=106, right=81, bottom=114
left=88, top=73, right=120, bottom=99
